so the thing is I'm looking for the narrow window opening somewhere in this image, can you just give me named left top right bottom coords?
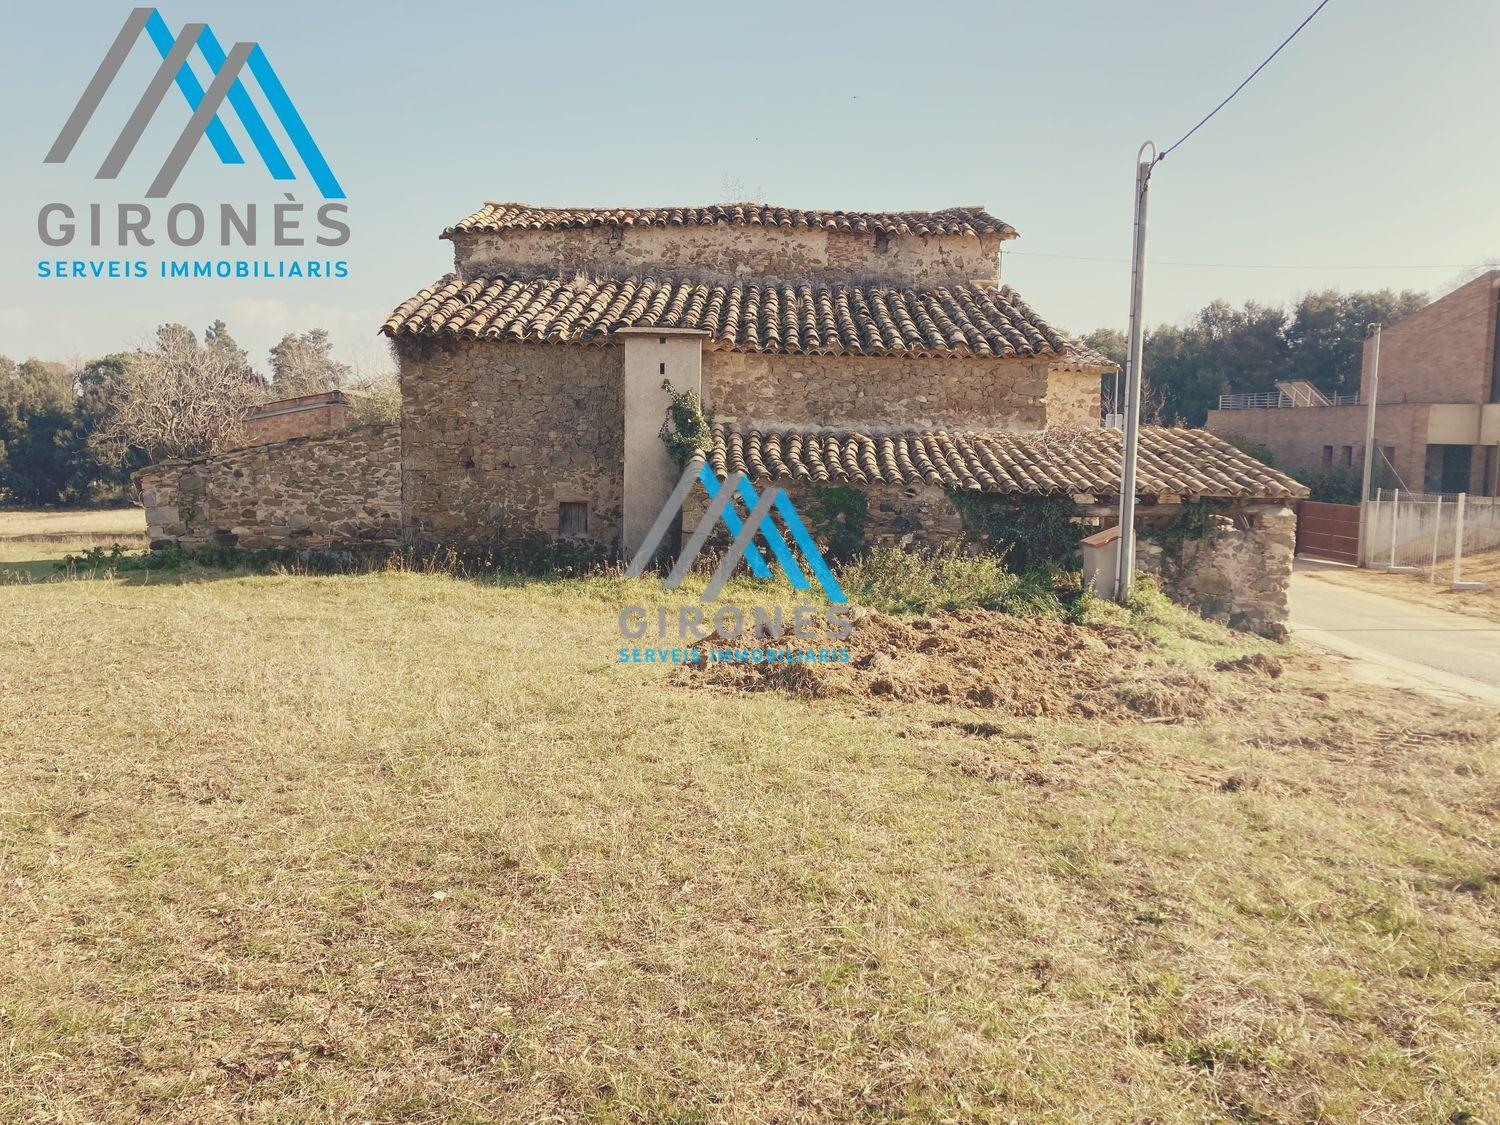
left=559, top=501, right=589, bottom=538
left=1321, top=445, right=1333, bottom=467
left=659, top=362, right=666, bottom=375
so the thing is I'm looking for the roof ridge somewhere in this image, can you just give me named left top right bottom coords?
left=442, top=202, right=1017, bottom=241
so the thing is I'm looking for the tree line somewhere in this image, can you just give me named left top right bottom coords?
left=0, top=286, right=1434, bottom=507
left=1078, top=287, right=1429, bottom=426
left=0, top=322, right=389, bottom=507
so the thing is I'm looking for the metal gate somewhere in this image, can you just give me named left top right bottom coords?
left=1295, top=500, right=1360, bottom=565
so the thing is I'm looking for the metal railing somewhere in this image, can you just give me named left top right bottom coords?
left=1216, top=390, right=1362, bottom=410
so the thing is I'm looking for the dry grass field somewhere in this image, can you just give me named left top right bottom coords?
left=2, top=510, right=1498, bottom=1121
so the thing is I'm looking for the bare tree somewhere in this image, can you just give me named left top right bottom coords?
left=93, top=325, right=266, bottom=464
left=342, top=360, right=401, bottom=427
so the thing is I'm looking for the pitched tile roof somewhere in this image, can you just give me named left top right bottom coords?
left=1052, top=340, right=1120, bottom=372
left=706, top=423, right=1307, bottom=500
left=382, top=272, right=1081, bottom=360
left=443, top=203, right=1015, bottom=241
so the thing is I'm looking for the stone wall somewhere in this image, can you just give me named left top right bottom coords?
left=678, top=483, right=1294, bottom=635
left=396, top=337, right=624, bottom=549
left=1044, top=367, right=1103, bottom=429
left=450, top=225, right=1004, bottom=288
left=703, top=350, right=1050, bottom=431
left=1134, top=503, right=1297, bottom=637
left=681, top=480, right=965, bottom=556
left=137, top=426, right=400, bottom=550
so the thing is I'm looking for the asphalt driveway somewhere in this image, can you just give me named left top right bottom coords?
left=1289, top=559, right=1500, bottom=703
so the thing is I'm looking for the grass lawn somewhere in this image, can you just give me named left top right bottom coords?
left=0, top=507, right=146, bottom=582
left=1, top=510, right=1497, bottom=1120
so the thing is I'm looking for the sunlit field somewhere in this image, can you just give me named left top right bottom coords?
left=2, top=510, right=1497, bottom=1121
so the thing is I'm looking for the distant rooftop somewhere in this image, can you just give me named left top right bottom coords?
left=442, top=202, right=1017, bottom=241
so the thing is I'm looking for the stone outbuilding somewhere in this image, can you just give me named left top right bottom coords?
left=139, top=198, right=1309, bottom=632
left=382, top=201, right=1118, bottom=555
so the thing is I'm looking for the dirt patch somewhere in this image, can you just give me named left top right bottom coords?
left=681, top=608, right=1221, bottom=720
left=1214, top=653, right=1284, bottom=678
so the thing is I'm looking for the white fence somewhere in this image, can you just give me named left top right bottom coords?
left=1365, top=490, right=1500, bottom=585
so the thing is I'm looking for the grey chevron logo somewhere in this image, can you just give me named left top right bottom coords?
left=626, top=459, right=847, bottom=604
left=45, top=7, right=344, bottom=199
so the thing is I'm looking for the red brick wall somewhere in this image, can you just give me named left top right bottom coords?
left=1205, top=403, right=1431, bottom=492
left=244, top=399, right=352, bottom=447
left=1360, top=272, right=1499, bottom=405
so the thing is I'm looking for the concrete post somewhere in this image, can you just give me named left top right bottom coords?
left=619, top=328, right=706, bottom=560
left=1452, top=492, right=1465, bottom=587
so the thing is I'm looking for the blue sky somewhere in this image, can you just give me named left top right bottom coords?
left=1, top=0, right=1496, bottom=375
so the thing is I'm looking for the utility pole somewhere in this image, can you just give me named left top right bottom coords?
left=1355, top=323, right=1381, bottom=566
left=1114, top=142, right=1158, bottom=603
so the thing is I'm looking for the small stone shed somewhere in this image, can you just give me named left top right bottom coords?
left=692, top=422, right=1307, bottom=636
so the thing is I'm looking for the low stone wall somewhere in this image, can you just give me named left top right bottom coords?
left=137, top=426, right=400, bottom=550
left=1136, top=504, right=1296, bottom=637
left=680, top=480, right=965, bottom=556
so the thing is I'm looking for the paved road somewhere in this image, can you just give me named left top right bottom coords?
left=1289, top=561, right=1500, bottom=703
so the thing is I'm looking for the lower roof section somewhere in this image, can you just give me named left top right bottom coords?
left=381, top=270, right=1110, bottom=363
left=706, top=423, right=1308, bottom=500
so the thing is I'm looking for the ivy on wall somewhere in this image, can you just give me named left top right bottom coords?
left=658, top=380, right=715, bottom=468
left=946, top=492, right=1086, bottom=572
left=1149, top=499, right=1232, bottom=572
left=807, top=486, right=869, bottom=563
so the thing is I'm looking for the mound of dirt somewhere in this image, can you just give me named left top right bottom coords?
left=681, top=608, right=1218, bottom=720
left=1215, top=653, right=1284, bottom=678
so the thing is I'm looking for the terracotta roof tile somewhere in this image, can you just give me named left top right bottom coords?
left=1055, top=340, right=1120, bottom=372
left=707, top=423, right=1308, bottom=500
left=382, top=272, right=1069, bottom=360
left=443, top=202, right=1015, bottom=241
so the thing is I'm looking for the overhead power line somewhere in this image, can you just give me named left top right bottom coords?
left=1002, top=249, right=1484, bottom=271
left=1157, top=0, right=1333, bottom=162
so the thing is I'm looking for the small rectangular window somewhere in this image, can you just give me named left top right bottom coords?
left=1322, top=445, right=1333, bottom=467
left=1341, top=445, right=1353, bottom=467
left=659, top=362, right=666, bottom=375
left=559, top=501, right=588, bottom=537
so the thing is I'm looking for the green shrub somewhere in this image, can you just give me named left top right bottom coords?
left=658, top=380, right=714, bottom=468
left=837, top=546, right=1071, bottom=617
left=947, top=493, right=1085, bottom=571
left=808, top=486, right=868, bottom=563
left=1227, top=436, right=1276, bottom=467
left=1300, top=466, right=1363, bottom=504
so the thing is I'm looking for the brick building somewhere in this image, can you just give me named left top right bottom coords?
left=235, top=389, right=355, bottom=448
left=1207, top=271, right=1500, bottom=495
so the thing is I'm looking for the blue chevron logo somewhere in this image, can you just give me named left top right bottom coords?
left=626, top=459, right=848, bottom=604
left=45, top=7, right=343, bottom=200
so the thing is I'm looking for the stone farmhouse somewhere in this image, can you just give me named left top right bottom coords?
left=1208, top=271, right=1500, bottom=496
left=139, top=199, right=1307, bottom=633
